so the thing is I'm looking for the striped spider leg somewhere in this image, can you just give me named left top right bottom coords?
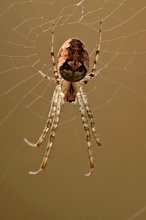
left=25, top=85, right=64, bottom=175
left=77, top=87, right=101, bottom=176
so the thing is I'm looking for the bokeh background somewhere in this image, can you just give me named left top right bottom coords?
left=0, top=0, right=146, bottom=220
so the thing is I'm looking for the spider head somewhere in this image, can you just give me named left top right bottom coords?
left=57, top=38, right=89, bottom=82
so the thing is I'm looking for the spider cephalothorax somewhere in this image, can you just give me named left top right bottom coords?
left=25, top=21, right=102, bottom=176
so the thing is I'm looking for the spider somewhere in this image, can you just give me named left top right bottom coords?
left=24, top=21, right=102, bottom=176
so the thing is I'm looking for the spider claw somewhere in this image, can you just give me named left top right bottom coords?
left=24, top=138, right=37, bottom=147
left=97, top=139, right=102, bottom=148
left=29, top=168, right=43, bottom=175
left=85, top=168, right=94, bottom=177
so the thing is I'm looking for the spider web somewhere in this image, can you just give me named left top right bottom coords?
left=0, top=0, right=146, bottom=220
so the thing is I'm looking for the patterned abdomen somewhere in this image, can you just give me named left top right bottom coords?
left=57, top=38, right=89, bottom=82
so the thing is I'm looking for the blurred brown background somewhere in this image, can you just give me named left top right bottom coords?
left=0, top=0, right=146, bottom=220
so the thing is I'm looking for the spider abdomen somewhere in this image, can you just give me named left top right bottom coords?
left=57, top=38, right=89, bottom=82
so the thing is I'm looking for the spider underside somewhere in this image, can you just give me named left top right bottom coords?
left=24, top=21, right=102, bottom=176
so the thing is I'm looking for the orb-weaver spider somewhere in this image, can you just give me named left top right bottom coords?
left=25, top=21, right=102, bottom=176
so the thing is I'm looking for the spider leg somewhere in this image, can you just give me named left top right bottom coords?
left=38, top=70, right=58, bottom=84
left=29, top=85, right=63, bottom=175
left=37, top=22, right=61, bottom=85
left=77, top=90, right=94, bottom=177
left=24, top=87, right=59, bottom=147
left=80, top=87, right=102, bottom=147
left=82, top=21, right=102, bottom=84
left=24, top=115, right=53, bottom=147
left=81, top=68, right=103, bottom=84
left=51, top=22, right=60, bottom=80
